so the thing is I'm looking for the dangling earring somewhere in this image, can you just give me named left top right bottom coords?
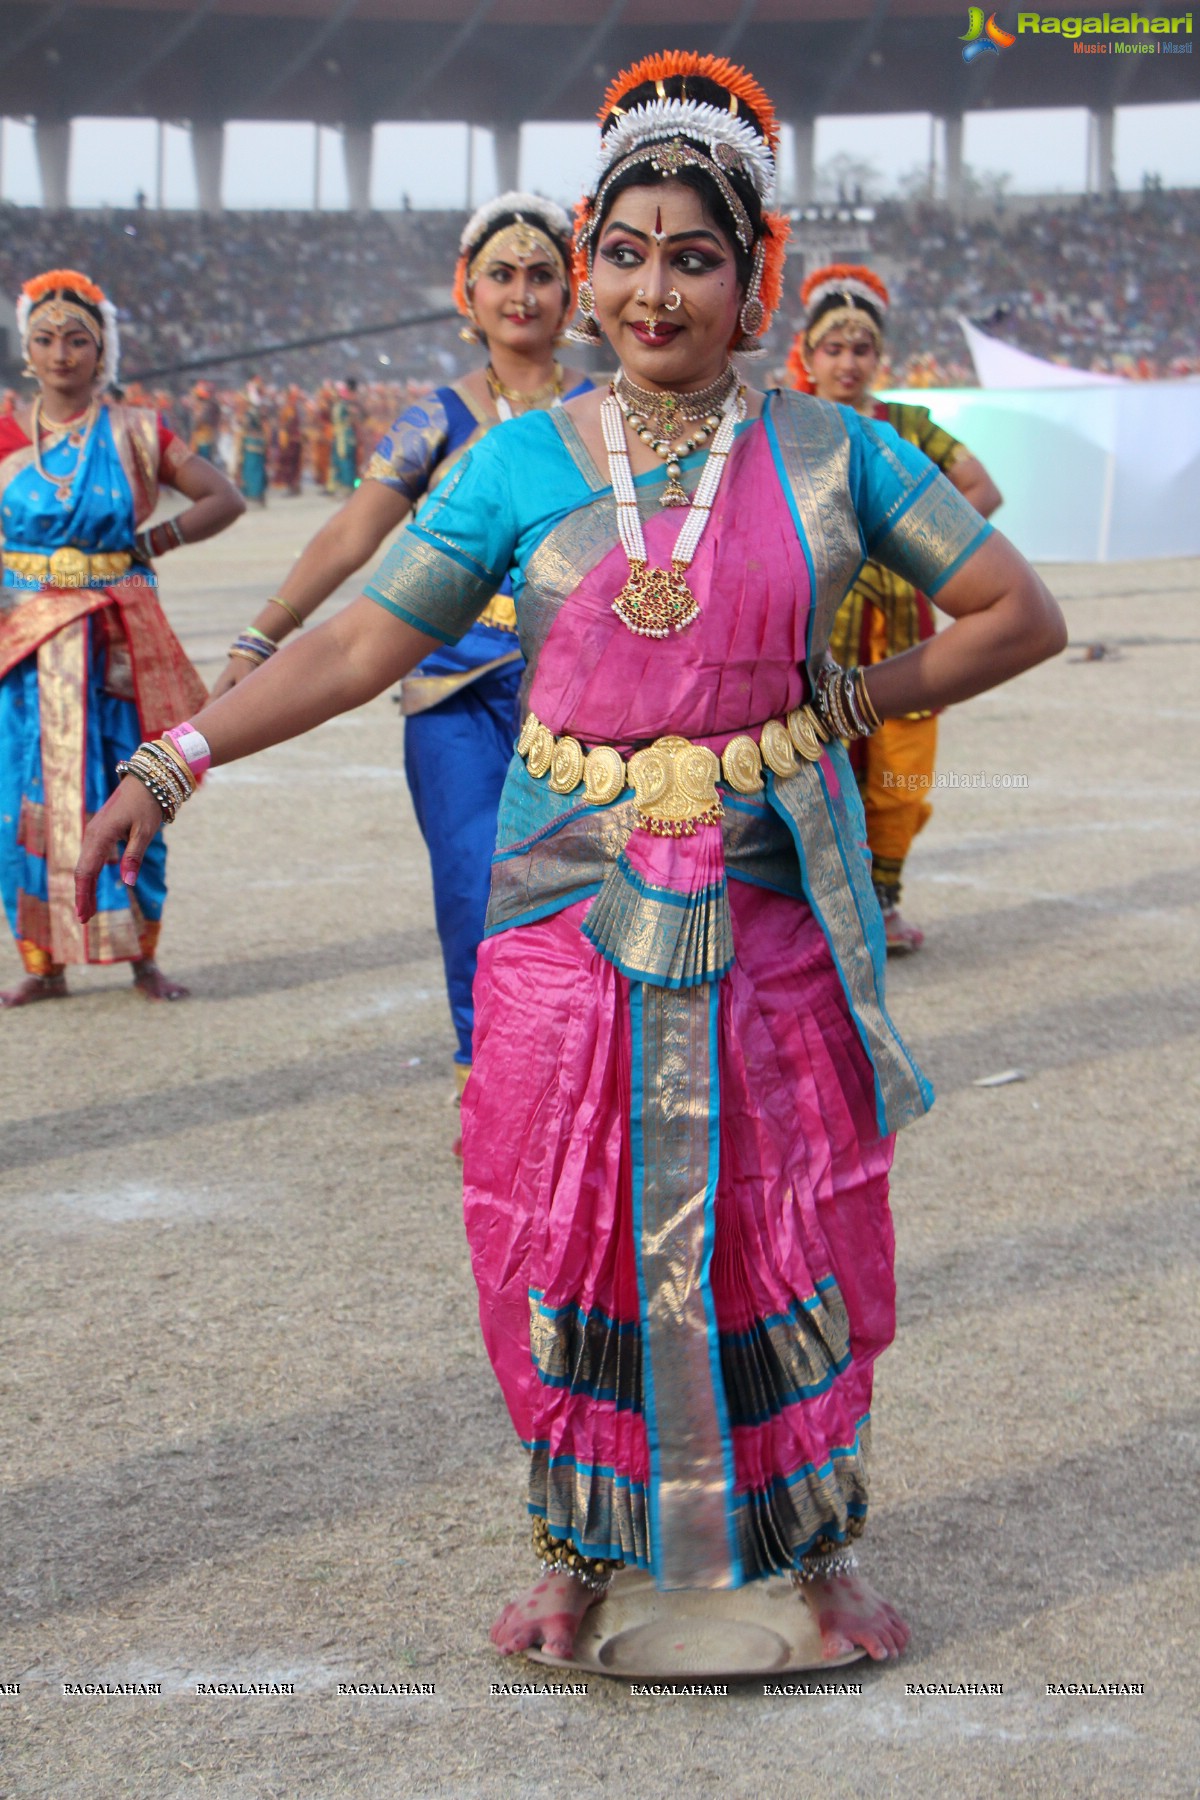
left=733, top=242, right=768, bottom=356
left=459, top=313, right=481, bottom=345
left=564, top=278, right=602, bottom=347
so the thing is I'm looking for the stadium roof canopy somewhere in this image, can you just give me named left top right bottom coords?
left=1, top=0, right=1195, bottom=125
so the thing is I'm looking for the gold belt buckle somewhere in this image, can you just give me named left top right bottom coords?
left=48, top=547, right=90, bottom=589
left=628, top=735, right=722, bottom=834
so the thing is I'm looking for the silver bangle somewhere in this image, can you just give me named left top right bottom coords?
left=791, top=1549, right=859, bottom=1585
left=540, top=1557, right=612, bottom=1595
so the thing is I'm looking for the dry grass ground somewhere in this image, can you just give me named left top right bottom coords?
left=1, top=494, right=1196, bottom=1799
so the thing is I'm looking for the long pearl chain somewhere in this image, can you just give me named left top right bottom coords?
left=601, top=381, right=745, bottom=639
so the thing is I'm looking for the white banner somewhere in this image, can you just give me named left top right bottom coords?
left=879, top=380, right=1200, bottom=562
left=957, top=317, right=1125, bottom=390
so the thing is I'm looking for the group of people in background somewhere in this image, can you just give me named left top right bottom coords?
left=3, top=184, right=1197, bottom=402
left=181, top=375, right=373, bottom=501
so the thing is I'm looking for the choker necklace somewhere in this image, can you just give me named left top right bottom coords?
left=486, top=362, right=563, bottom=422
left=32, top=395, right=99, bottom=507
left=601, top=381, right=745, bottom=639
left=613, top=366, right=739, bottom=507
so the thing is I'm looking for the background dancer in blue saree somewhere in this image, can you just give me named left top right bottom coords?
left=77, top=51, right=1065, bottom=1666
left=0, top=268, right=243, bottom=1008
left=210, top=195, right=589, bottom=1116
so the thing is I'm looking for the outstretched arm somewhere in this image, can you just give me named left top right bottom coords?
left=210, top=479, right=413, bottom=696
left=75, top=597, right=439, bottom=917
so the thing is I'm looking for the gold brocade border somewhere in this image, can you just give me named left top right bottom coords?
left=398, top=649, right=521, bottom=716
left=528, top=1295, right=643, bottom=1412
left=581, top=858, right=734, bottom=988
left=720, top=1287, right=853, bottom=1428
left=17, top=797, right=46, bottom=860
left=766, top=756, right=931, bottom=1134
left=634, top=982, right=739, bottom=1590
left=530, top=1446, right=650, bottom=1569
left=366, top=532, right=493, bottom=646
left=734, top=1437, right=871, bottom=1579
left=38, top=621, right=141, bottom=965
left=528, top=1282, right=853, bottom=1431
left=108, top=403, right=161, bottom=528
left=486, top=787, right=803, bottom=936
left=764, top=393, right=862, bottom=680
left=871, top=468, right=988, bottom=599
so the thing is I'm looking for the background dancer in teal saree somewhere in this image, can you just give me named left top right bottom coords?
left=76, top=52, right=1066, bottom=1667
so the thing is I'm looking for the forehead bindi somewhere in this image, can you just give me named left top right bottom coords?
left=605, top=182, right=723, bottom=242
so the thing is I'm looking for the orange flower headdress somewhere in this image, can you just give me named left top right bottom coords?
left=452, top=191, right=575, bottom=337
left=786, top=264, right=890, bottom=393
left=17, top=268, right=119, bottom=390
left=569, top=50, right=790, bottom=355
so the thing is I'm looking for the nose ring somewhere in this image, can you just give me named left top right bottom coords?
left=664, top=289, right=682, bottom=312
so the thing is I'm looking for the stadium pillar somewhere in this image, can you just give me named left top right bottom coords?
left=1087, top=108, right=1115, bottom=196
left=191, top=122, right=224, bottom=214
left=941, top=113, right=964, bottom=213
left=791, top=117, right=815, bottom=207
left=343, top=124, right=373, bottom=213
left=34, top=119, right=71, bottom=210
left=493, top=125, right=520, bottom=194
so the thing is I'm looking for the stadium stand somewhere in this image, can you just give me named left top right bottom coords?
left=1, top=190, right=1197, bottom=392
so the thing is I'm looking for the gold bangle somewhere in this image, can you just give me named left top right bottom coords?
left=227, top=647, right=264, bottom=665
left=154, top=737, right=198, bottom=793
left=266, top=595, right=305, bottom=630
left=855, top=669, right=883, bottom=732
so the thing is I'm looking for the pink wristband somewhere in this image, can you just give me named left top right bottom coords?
left=164, top=722, right=212, bottom=780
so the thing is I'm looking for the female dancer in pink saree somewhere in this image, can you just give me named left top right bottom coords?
left=77, top=53, right=1066, bottom=1665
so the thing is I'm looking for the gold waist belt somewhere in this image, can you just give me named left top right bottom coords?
left=3, top=548, right=134, bottom=588
left=517, top=706, right=829, bottom=834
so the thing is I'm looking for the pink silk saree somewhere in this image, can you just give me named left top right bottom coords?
left=466, top=426, right=892, bottom=1587
left=364, top=389, right=990, bottom=1588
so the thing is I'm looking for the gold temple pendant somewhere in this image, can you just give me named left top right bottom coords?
left=611, top=562, right=700, bottom=638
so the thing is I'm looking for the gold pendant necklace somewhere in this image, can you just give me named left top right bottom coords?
left=602, top=381, right=745, bottom=639
left=486, top=362, right=563, bottom=419
left=613, top=366, right=738, bottom=508
left=32, top=395, right=98, bottom=508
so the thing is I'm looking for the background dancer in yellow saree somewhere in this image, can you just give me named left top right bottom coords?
left=788, top=266, right=1002, bottom=952
left=0, top=269, right=243, bottom=1006
left=209, top=195, right=590, bottom=1115
left=77, top=52, right=1065, bottom=1664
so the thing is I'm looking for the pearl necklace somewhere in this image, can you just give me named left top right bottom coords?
left=31, top=396, right=99, bottom=507
left=601, top=382, right=745, bottom=639
left=486, top=362, right=564, bottom=422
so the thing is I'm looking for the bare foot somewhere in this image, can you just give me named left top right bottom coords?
left=132, top=959, right=190, bottom=1002
left=1, top=973, right=68, bottom=1008
left=883, top=907, right=924, bottom=955
left=804, top=1572, right=910, bottom=1662
left=490, top=1570, right=599, bottom=1660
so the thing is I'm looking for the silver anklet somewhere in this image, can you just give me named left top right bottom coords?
left=791, top=1549, right=859, bottom=1585
left=540, top=1557, right=612, bottom=1595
